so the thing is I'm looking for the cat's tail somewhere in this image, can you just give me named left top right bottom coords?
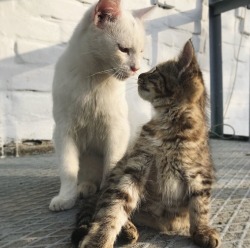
left=71, top=193, right=99, bottom=247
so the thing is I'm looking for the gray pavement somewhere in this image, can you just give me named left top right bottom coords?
left=0, top=139, right=250, bottom=248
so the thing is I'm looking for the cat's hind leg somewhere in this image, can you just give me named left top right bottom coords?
left=49, top=129, right=79, bottom=211
left=77, top=153, right=103, bottom=198
left=77, top=151, right=152, bottom=248
left=101, top=121, right=130, bottom=188
left=78, top=180, right=141, bottom=247
left=77, top=182, right=97, bottom=198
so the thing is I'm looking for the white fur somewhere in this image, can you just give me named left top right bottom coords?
left=49, top=2, right=149, bottom=211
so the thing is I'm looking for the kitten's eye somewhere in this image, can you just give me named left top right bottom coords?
left=149, top=67, right=156, bottom=73
left=118, top=44, right=129, bottom=55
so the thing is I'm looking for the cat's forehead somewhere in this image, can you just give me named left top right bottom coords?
left=112, top=12, right=145, bottom=48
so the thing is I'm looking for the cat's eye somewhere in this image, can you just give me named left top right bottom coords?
left=118, top=44, right=129, bottom=55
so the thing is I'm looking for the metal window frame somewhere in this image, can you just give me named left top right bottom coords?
left=209, top=0, right=250, bottom=137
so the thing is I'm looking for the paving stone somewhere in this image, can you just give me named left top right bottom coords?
left=0, top=139, right=250, bottom=247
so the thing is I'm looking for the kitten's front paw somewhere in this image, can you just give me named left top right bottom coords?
left=191, top=227, right=221, bottom=248
left=78, top=223, right=114, bottom=248
left=78, top=182, right=97, bottom=198
left=49, top=195, right=76, bottom=211
left=118, top=220, right=139, bottom=244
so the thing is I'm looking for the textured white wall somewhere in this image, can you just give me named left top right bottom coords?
left=0, top=0, right=249, bottom=146
left=221, top=7, right=250, bottom=136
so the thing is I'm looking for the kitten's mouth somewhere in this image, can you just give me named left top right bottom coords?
left=138, top=79, right=149, bottom=92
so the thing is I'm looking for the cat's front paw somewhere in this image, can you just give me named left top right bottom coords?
left=49, top=195, right=76, bottom=211
left=78, top=182, right=97, bottom=198
left=191, top=227, right=221, bottom=248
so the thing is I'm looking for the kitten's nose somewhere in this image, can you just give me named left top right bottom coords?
left=130, top=66, right=140, bottom=72
left=138, top=73, right=146, bottom=80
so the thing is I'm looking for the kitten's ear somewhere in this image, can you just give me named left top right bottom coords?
left=177, top=39, right=195, bottom=77
left=133, top=6, right=156, bottom=20
left=94, top=0, right=121, bottom=27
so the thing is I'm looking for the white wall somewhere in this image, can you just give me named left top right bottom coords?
left=0, top=0, right=249, bottom=146
left=222, top=7, right=250, bottom=136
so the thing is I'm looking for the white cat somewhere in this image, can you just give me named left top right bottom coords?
left=49, top=0, right=153, bottom=211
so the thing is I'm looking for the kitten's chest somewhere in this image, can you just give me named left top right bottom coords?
left=155, top=157, right=188, bottom=206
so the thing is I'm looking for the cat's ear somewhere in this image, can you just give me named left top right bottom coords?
left=177, top=39, right=195, bottom=77
left=94, top=0, right=121, bottom=27
left=133, top=6, right=156, bottom=20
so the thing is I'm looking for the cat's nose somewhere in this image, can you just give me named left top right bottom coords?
left=130, top=66, right=140, bottom=72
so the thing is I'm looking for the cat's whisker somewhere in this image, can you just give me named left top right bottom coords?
left=80, top=51, right=97, bottom=55
left=116, top=70, right=123, bottom=81
left=112, top=67, right=122, bottom=80
left=114, top=71, right=122, bottom=81
left=86, top=67, right=120, bottom=78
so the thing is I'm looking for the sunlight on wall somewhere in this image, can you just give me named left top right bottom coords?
left=1, top=0, right=249, bottom=147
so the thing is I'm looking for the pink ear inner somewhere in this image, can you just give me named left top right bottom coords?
left=94, top=0, right=121, bottom=25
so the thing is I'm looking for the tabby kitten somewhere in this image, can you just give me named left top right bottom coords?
left=72, top=40, right=221, bottom=248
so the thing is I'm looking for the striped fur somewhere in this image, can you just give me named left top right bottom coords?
left=72, top=40, right=220, bottom=248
